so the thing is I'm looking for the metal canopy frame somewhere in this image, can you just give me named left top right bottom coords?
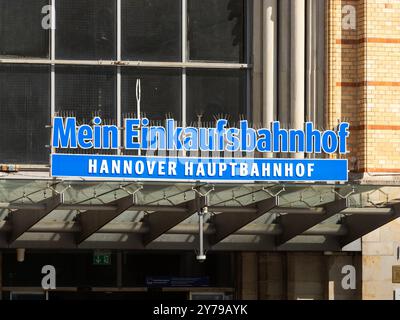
left=276, top=198, right=348, bottom=246
left=8, top=193, right=64, bottom=244
left=142, top=195, right=206, bottom=246
left=210, top=196, right=278, bottom=246
left=77, top=194, right=135, bottom=244
left=0, top=180, right=399, bottom=251
left=338, top=202, right=400, bottom=247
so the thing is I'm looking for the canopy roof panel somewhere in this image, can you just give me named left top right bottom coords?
left=0, top=179, right=398, bottom=251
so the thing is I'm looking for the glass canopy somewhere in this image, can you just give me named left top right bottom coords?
left=0, top=179, right=398, bottom=252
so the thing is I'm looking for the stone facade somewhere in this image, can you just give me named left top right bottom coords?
left=362, top=223, right=400, bottom=300
left=241, top=0, right=400, bottom=300
left=240, top=252, right=362, bottom=300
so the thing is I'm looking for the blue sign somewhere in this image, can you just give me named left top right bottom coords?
left=146, top=277, right=209, bottom=288
left=51, top=154, right=348, bottom=182
left=50, top=117, right=350, bottom=182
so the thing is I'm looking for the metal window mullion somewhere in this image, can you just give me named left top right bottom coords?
left=50, top=0, right=56, bottom=157
left=0, top=58, right=248, bottom=69
left=246, top=0, right=253, bottom=122
left=117, top=0, right=122, bottom=61
left=51, top=0, right=56, bottom=116
left=117, top=0, right=122, bottom=155
left=246, top=0, right=253, bottom=65
left=182, top=0, right=187, bottom=127
left=117, top=70, right=122, bottom=155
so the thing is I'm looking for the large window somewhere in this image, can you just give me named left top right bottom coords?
left=0, top=0, right=250, bottom=165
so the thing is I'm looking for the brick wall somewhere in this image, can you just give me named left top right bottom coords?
left=327, top=0, right=400, bottom=173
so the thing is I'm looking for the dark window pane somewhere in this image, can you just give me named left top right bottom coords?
left=122, top=0, right=181, bottom=61
left=0, top=65, right=50, bottom=164
left=187, top=69, right=246, bottom=125
left=122, top=68, right=181, bottom=121
left=0, top=0, right=49, bottom=58
left=188, top=0, right=245, bottom=62
left=56, top=66, right=116, bottom=121
left=55, top=66, right=116, bottom=155
left=56, top=0, right=116, bottom=60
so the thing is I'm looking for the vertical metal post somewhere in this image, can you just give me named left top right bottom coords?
left=196, top=193, right=207, bottom=262
left=182, top=0, right=187, bottom=127
left=197, top=207, right=206, bottom=262
left=117, top=0, right=122, bottom=61
left=117, top=0, right=122, bottom=155
left=198, top=210, right=205, bottom=257
left=246, top=0, right=253, bottom=121
left=136, top=79, right=141, bottom=156
left=50, top=0, right=56, bottom=155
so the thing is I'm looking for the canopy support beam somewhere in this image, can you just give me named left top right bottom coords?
left=8, top=194, right=64, bottom=244
left=142, top=195, right=206, bottom=246
left=77, top=194, right=135, bottom=244
left=339, top=202, right=400, bottom=247
left=276, top=198, right=348, bottom=246
left=210, top=197, right=278, bottom=245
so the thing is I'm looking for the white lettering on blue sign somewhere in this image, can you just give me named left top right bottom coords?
left=51, top=155, right=347, bottom=182
left=52, top=117, right=350, bottom=155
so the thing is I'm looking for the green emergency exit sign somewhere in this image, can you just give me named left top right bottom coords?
left=93, top=251, right=111, bottom=266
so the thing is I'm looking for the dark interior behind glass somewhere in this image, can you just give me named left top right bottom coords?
left=188, top=0, right=244, bottom=63
left=0, top=65, right=50, bottom=164
left=187, top=69, right=246, bottom=125
left=56, top=0, right=116, bottom=60
left=0, top=0, right=49, bottom=58
left=122, top=68, right=182, bottom=121
left=122, top=0, right=181, bottom=61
